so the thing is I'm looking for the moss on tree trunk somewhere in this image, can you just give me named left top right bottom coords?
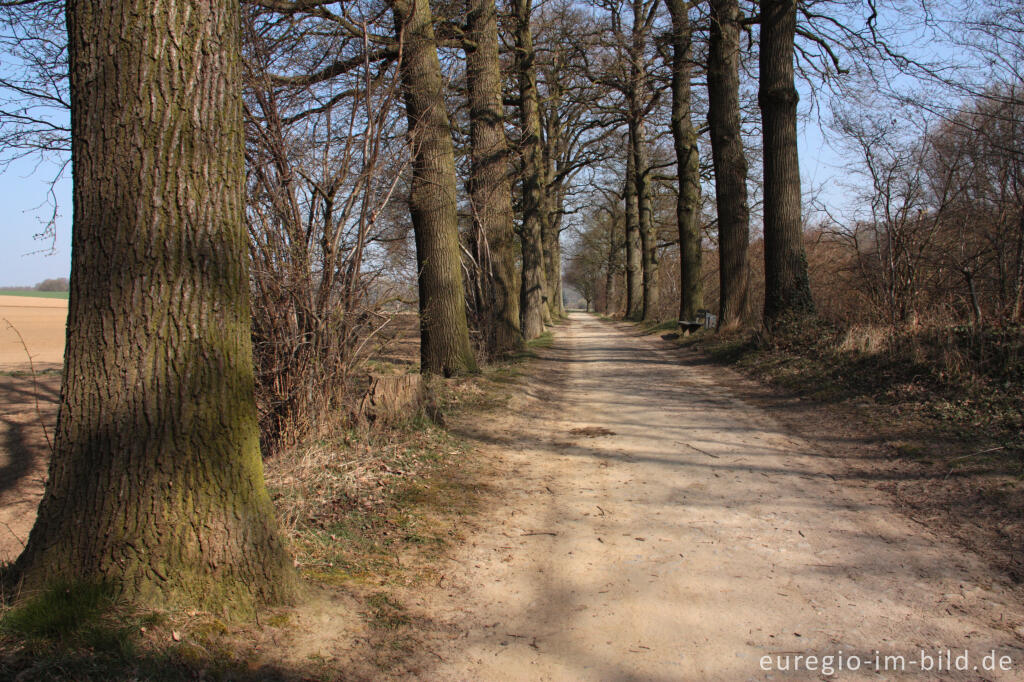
left=393, top=0, right=478, bottom=374
left=632, top=120, right=659, bottom=321
left=624, top=145, right=644, bottom=320
left=15, top=0, right=295, bottom=612
left=514, top=0, right=548, bottom=339
left=466, top=0, right=522, bottom=355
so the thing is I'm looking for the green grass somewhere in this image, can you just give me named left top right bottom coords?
left=364, top=593, right=411, bottom=630
left=639, top=318, right=680, bottom=334
left=0, top=580, right=154, bottom=678
left=266, top=383, right=489, bottom=587
left=528, top=330, right=555, bottom=348
left=0, top=579, right=294, bottom=680
left=0, top=289, right=68, bottom=300
left=506, top=330, right=556, bottom=361
left=2, top=581, right=130, bottom=648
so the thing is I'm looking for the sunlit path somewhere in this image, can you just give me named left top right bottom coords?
left=416, top=314, right=1024, bottom=681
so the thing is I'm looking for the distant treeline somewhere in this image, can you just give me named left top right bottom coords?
left=34, top=278, right=68, bottom=292
left=0, top=278, right=69, bottom=293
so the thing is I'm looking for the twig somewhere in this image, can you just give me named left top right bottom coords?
left=948, top=446, right=1005, bottom=463
left=676, top=441, right=720, bottom=458
left=2, top=318, right=54, bottom=453
left=945, top=446, right=1006, bottom=479
left=521, top=531, right=557, bottom=537
left=0, top=521, right=25, bottom=548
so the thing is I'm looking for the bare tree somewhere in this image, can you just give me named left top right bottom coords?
left=466, top=0, right=522, bottom=355
left=512, top=0, right=551, bottom=338
left=624, top=140, right=645, bottom=318
left=242, top=6, right=411, bottom=447
left=16, top=0, right=294, bottom=610
left=666, top=0, right=703, bottom=322
left=759, top=0, right=814, bottom=324
left=392, top=0, right=478, bottom=374
left=707, top=0, right=750, bottom=328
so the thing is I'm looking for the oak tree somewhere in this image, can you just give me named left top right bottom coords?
left=15, top=0, right=295, bottom=611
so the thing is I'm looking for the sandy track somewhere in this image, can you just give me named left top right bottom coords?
left=412, top=313, right=1024, bottom=681
left=0, top=295, right=67, bottom=371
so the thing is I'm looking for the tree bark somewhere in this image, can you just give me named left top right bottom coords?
left=466, top=0, right=522, bottom=355
left=542, top=189, right=566, bottom=319
left=393, top=0, right=478, bottom=374
left=16, top=0, right=294, bottom=611
left=708, top=0, right=750, bottom=329
left=624, top=144, right=644, bottom=320
left=605, top=216, right=619, bottom=313
left=759, top=0, right=814, bottom=324
left=513, top=0, right=547, bottom=339
left=628, top=0, right=658, bottom=321
left=540, top=80, right=567, bottom=321
left=667, top=0, right=702, bottom=322
left=632, top=120, right=659, bottom=321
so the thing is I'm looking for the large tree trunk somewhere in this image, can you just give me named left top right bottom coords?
left=466, top=0, right=522, bottom=355
left=709, top=0, right=751, bottom=329
left=629, top=1, right=658, bottom=321
left=632, top=120, right=659, bottom=321
left=624, top=145, right=644, bottom=320
left=605, top=216, right=619, bottom=313
left=667, top=0, right=703, bottom=322
left=759, top=0, right=814, bottom=324
left=542, top=191, right=566, bottom=319
left=393, top=0, right=478, bottom=374
left=16, top=0, right=294, bottom=611
left=540, top=87, right=567, bottom=321
left=513, top=0, right=547, bottom=339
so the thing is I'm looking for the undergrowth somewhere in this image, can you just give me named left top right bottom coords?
left=264, top=411, right=481, bottom=587
left=668, top=317, right=1024, bottom=470
left=0, top=579, right=282, bottom=680
left=0, top=353, right=520, bottom=680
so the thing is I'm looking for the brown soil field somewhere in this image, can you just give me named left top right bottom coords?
left=0, top=295, right=67, bottom=372
left=0, top=295, right=65, bottom=563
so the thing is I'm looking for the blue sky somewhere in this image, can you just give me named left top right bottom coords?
left=0, top=0, right=965, bottom=287
left=1, top=156, right=71, bottom=287
left=0, top=119, right=849, bottom=288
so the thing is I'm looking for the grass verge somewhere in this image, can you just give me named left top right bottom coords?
left=0, top=351, right=522, bottom=680
left=638, top=315, right=1024, bottom=580
left=674, top=320, right=1024, bottom=463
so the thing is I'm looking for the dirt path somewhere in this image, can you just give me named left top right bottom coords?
left=411, top=313, right=1024, bottom=681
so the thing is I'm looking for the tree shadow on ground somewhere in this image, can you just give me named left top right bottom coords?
left=0, top=374, right=58, bottom=500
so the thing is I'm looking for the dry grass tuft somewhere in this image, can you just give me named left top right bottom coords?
left=264, top=412, right=480, bottom=584
left=837, top=325, right=889, bottom=354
